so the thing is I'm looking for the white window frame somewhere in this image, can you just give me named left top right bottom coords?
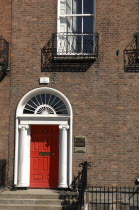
left=57, top=0, right=96, bottom=55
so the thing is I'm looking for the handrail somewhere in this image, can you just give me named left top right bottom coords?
left=71, top=161, right=91, bottom=210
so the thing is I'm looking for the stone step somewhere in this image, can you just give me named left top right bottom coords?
left=0, top=198, right=78, bottom=205
left=0, top=198, right=61, bottom=205
left=0, top=193, right=78, bottom=200
left=0, top=204, right=78, bottom=210
left=0, top=190, right=78, bottom=200
left=0, top=189, right=79, bottom=210
left=0, top=193, right=61, bottom=199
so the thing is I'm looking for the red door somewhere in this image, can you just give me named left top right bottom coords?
left=30, top=125, right=59, bottom=188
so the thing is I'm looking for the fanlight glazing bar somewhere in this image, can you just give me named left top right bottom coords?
left=23, top=93, right=68, bottom=115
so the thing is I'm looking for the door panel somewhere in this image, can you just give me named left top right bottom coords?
left=30, top=125, right=59, bottom=188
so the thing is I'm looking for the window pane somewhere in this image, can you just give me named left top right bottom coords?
left=72, top=0, right=82, bottom=14
left=60, top=17, right=67, bottom=32
left=60, top=17, right=71, bottom=32
left=67, top=16, right=71, bottom=32
left=60, top=0, right=71, bottom=15
left=83, top=35, right=93, bottom=53
left=67, top=35, right=82, bottom=53
left=76, top=35, right=82, bottom=52
left=60, top=0, right=67, bottom=15
left=83, top=16, right=93, bottom=33
left=60, top=0, right=82, bottom=15
left=67, top=0, right=72, bottom=14
left=72, top=16, right=82, bottom=33
left=83, top=0, right=94, bottom=14
left=60, top=16, right=82, bottom=34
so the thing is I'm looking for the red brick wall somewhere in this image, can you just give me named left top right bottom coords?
left=6, top=0, right=139, bottom=186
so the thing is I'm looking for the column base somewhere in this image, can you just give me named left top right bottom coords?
left=58, top=183, right=68, bottom=188
left=17, top=183, right=29, bottom=187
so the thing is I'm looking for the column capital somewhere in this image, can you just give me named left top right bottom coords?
left=59, top=125, right=69, bottom=130
left=18, top=125, right=29, bottom=130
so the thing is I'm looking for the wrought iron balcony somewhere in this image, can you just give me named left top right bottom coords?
left=0, top=36, right=9, bottom=81
left=41, top=33, right=99, bottom=72
left=124, top=33, right=139, bottom=72
left=0, top=36, right=9, bottom=73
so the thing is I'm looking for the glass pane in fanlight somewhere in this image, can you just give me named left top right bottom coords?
left=83, top=0, right=94, bottom=14
left=72, top=0, right=82, bottom=14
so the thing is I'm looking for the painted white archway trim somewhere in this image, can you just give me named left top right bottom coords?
left=14, top=87, right=73, bottom=188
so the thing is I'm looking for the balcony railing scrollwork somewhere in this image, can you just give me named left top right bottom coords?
left=124, top=33, right=139, bottom=72
left=0, top=36, right=10, bottom=81
left=41, top=32, right=99, bottom=72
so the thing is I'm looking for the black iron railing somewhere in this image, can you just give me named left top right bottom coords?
left=72, top=161, right=91, bottom=210
left=41, top=33, right=98, bottom=72
left=124, top=33, right=139, bottom=72
left=0, top=36, right=9, bottom=81
left=0, top=36, right=9, bottom=73
left=0, top=159, right=7, bottom=188
left=85, top=186, right=139, bottom=210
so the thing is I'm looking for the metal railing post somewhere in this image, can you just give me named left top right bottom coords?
left=0, top=159, right=7, bottom=188
left=134, top=33, right=139, bottom=50
left=75, top=161, right=91, bottom=210
left=52, top=33, right=55, bottom=57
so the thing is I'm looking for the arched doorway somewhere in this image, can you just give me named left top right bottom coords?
left=14, top=87, right=72, bottom=188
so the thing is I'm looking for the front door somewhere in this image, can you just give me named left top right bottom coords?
left=30, top=125, right=59, bottom=188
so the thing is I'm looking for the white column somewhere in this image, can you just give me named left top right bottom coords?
left=18, top=125, right=29, bottom=187
left=58, top=125, right=69, bottom=188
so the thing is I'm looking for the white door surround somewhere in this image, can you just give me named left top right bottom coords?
left=14, top=87, right=73, bottom=188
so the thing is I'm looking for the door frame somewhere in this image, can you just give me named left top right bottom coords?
left=14, top=88, right=73, bottom=188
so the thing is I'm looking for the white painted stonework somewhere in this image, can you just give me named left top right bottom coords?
left=18, top=125, right=30, bottom=187
left=14, top=87, right=73, bottom=188
left=59, top=125, right=69, bottom=188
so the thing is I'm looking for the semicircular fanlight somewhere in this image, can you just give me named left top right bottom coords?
left=23, top=93, right=68, bottom=115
